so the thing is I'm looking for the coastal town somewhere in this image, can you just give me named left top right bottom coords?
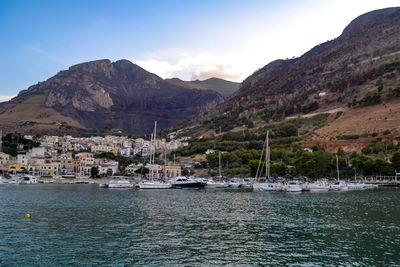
left=0, top=132, right=188, bottom=180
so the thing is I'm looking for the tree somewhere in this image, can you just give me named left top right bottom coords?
left=134, top=167, right=149, bottom=175
left=90, top=167, right=99, bottom=178
left=391, top=150, right=400, bottom=172
left=373, top=158, right=390, bottom=176
left=106, top=168, right=113, bottom=177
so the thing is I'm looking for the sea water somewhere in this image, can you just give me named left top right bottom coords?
left=0, top=184, right=399, bottom=266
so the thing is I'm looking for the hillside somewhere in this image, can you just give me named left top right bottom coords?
left=166, top=77, right=240, bottom=98
left=0, top=59, right=224, bottom=135
left=176, top=7, right=400, bottom=150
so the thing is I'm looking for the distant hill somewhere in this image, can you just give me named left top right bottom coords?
left=166, top=77, right=240, bottom=98
left=176, top=7, right=400, bottom=150
left=0, top=59, right=224, bottom=135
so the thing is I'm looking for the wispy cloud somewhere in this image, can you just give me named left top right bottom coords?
left=24, top=44, right=46, bottom=54
left=135, top=52, right=246, bottom=82
left=190, top=64, right=240, bottom=82
left=0, top=95, right=15, bottom=102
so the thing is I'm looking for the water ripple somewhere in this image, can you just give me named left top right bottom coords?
left=0, top=185, right=399, bottom=266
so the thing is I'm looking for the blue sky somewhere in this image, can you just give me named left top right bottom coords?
left=0, top=0, right=398, bottom=101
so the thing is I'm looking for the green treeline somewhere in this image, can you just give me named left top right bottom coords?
left=203, top=146, right=400, bottom=178
left=204, top=146, right=399, bottom=178
left=1, top=133, right=40, bottom=156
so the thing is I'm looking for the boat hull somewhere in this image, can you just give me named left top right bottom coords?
left=253, top=182, right=276, bottom=191
left=286, top=186, right=302, bottom=192
left=172, top=182, right=205, bottom=189
left=139, top=182, right=172, bottom=189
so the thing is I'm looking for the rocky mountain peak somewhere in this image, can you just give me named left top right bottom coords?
left=341, top=7, right=400, bottom=39
left=0, top=59, right=224, bottom=134
left=68, top=59, right=113, bottom=73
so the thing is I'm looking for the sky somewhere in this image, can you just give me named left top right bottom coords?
left=0, top=0, right=399, bottom=101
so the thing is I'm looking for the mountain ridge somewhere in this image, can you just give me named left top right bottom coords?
left=175, top=7, right=400, bottom=150
left=0, top=59, right=225, bottom=135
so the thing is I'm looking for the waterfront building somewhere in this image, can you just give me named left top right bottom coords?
left=0, top=152, right=10, bottom=172
left=163, top=163, right=182, bottom=178
left=17, top=154, right=28, bottom=166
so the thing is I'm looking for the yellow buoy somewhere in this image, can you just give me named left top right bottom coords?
left=25, top=214, right=31, bottom=219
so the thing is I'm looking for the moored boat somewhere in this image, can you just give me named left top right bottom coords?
left=138, top=180, right=172, bottom=189
left=285, top=181, right=302, bottom=192
left=171, top=177, right=206, bottom=189
left=108, top=179, right=134, bottom=188
left=204, top=179, right=229, bottom=188
left=309, top=181, right=330, bottom=192
left=347, top=182, right=366, bottom=190
left=253, top=180, right=277, bottom=191
left=19, top=175, right=38, bottom=184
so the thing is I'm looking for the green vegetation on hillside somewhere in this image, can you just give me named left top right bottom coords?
left=1, top=133, right=40, bottom=156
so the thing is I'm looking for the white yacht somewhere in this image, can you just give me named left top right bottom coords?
left=347, top=182, right=366, bottom=190
left=285, top=181, right=302, bottom=192
left=138, top=180, right=171, bottom=189
left=329, top=181, right=348, bottom=191
left=253, top=181, right=277, bottom=191
left=204, top=179, right=229, bottom=189
left=238, top=178, right=253, bottom=188
left=309, top=181, right=330, bottom=192
left=227, top=180, right=241, bottom=188
left=108, top=179, right=134, bottom=188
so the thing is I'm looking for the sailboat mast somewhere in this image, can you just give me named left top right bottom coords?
left=150, top=133, right=154, bottom=179
left=219, top=151, right=222, bottom=178
left=268, top=147, right=271, bottom=178
left=164, top=149, right=167, bottom=178
left=153, top=121, right=157, bottom=178
left=266, top=130, right=269, bottom=179
left=336, top=155, right=339, bottom=181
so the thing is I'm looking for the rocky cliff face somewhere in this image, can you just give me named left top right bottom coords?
left=218, top=7, right=400, bottom=116
left=176, top=7, right=400, bottom=141
left=0, top=59, right=224, bottom=134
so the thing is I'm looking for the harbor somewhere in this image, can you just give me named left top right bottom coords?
left=0, top=184, right=399, bottom=266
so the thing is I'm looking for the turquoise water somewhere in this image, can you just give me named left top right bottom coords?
left=0, top=185, right=399, bottom=266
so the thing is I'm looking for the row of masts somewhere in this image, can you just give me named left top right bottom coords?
left=254, top=130, right=270, bottom=180
left=148, top=121, right=175, bottom=180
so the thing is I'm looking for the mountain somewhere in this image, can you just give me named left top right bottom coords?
left=180, top=7, right=400, bottom=147
left=0, top=59, right=224, bottom=135
left=166, top=77, right=240, bottom=98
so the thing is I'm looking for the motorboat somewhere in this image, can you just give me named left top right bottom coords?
left=238, top=178, right=253, bottom=188
left=329, top=181, right=348, bottom=191
left=203, top=179, right=229, bottom=189
left=108, top=179, right=134, bottom=188
left=301, top=182, right=310, bottom=191
left=309, top=181, right=330, bottom=192
left=285, top=181, right=302, bottom=192
left=227, top=180, right=241, bottom=188
left=347, top=182, right=366, bottom=190
left=171, top=177, right=206, bottom=189
left=138, top=180, right=172, bottom=189
left=253, top=181, right=277, bottom=191
left=19, top=175, right=38, bottom=184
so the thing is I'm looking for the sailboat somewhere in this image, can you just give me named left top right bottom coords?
left=329, top=155, right=348, bottom=191
left=253, top=131, right=278, bottom=191
left=139, top=121, right=172, bottom=189
left=205, top=151, right=229, bottom=188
